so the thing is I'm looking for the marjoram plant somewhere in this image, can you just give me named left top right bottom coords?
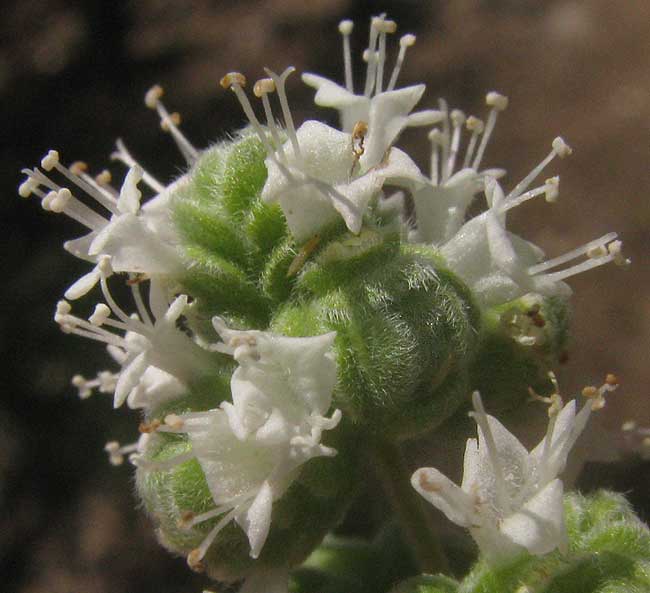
left=19, top=14, right=648, bottom=593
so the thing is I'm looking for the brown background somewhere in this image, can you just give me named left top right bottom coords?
left=1, top=1, right=648, bottom=592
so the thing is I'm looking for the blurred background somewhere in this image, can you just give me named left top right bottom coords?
left=1, top=1, right=649, bottom=592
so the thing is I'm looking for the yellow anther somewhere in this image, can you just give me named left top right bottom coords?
left=95, top=170, right=112, bottom=185
left=145, top=84, right=164, bottom=109
left=220, top=72, right=247, bottom=89
left=187, top=549, right=205, bottom=573
left=253, top=78, right=276, bottom=97
left=466, top=116, right=485, bottom=133
left=161, top=112, right=181, bottom=132
left=69, top=161, right=88, bottom=175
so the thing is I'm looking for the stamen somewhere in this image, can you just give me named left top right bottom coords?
left=373, top=19, right=396, bottom=95
left=387, top=34, right=416, bottom=91
left=608, top=240, right=631, bottom=267
left=253, top=78, right=285, bottom=160
left=45, top=150, right=119, bottom=214
left=338, top=20, right=354, bottom=92
left=187, top=508, right=239, bottom=572
left=22, top=167, right=109, bottom=229
left=144, top=85, right=198, bottom=165
left=438, top=99, right=450, bottom=181
left=263, top=67, right=302, bottom=164
left=89, top=303, right=111, bottom=326
left=500, top=177, right=560, bottom=212
left=472, top=91, right=508, bottom=170
left=528, top=232, right=618, bottom=275
left=220, top=72, right=276, bottom=158
left=581, top=373, right=618, bottom=411
left=462, top=116, right=484, bottom=169
left=504, top=137, right=571, bottom=202
left=104, top=440, right=140, bottom=466
left=363, top=16, right=383, bottom=97
left=428, top=128, right=443, bottom=185
left=445, top=109, right=466, bottom=181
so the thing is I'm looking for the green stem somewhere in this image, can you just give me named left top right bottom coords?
left=371, top=438, right=450, bottom=576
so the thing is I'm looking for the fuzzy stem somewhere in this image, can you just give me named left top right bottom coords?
left=370, top=438, right=450, bottom=575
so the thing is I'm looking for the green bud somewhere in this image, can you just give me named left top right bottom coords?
left=470, top=294, right=571, bottom=413
left=272, top=237, right=481, bottom=439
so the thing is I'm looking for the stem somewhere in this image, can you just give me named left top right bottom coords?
left=370, top=438, right=450, bottom=575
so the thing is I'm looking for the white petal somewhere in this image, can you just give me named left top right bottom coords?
left=475, top=414, right=530, bottom=503
left=500, top=478, right=566, bottom=555
left=412, top=467, right=479, bottom=528
left=63, top=232, right=99, bottom=263
left=237, top=480, right=274, bottom=559
left=89, top=213, right=181, bottom=275
left=361, top=84, right=426, bottom=169
left=117, top=165, right=143, bottom=214
left=126, top=366, right=185, bottom=409
left=64, top=267, right=101, bottom=300
left=113, top=350, right=149, bottom=408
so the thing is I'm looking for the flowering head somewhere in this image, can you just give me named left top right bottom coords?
left=17, top=11, right=636, bottom=592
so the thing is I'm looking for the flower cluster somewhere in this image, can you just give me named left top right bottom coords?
left=19, top=12, right=632, bottom=593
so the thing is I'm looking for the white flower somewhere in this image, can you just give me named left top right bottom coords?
left=410, top=94, right=508, bottom=244
left=55, top=263, right=216, bottom=409
left=19, top=147, right=184, bottom=300
left=220, top=67, right=426, bottom=243
left=302, top=15, right=440, bottom=136
left=261, top=119, right=426, bottom=242
left=136, top=320, right=342, bottom=571
left=412, top=376, right=618, bottom=563
left=439, top=142, right=629, bottom=307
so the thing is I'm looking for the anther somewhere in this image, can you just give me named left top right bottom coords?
left=187, top=549, right=205, bottom=573
left=400, top=33, right=416, bottom=47
left=41, top=150, right=60, bottom=171
left=69, top=161, right=88, bottom=176
left=544, top=176, right=560, bottom=203
left=161, top=112, right=181, bottom=132
left=622, top=420, right=637, bottom=432
left=220, top=72, right=247, bottom=89
left=139, top=419, right=162, bottom=433
left=89, top=303, right=111, bottom=326
left=486, top=91, right=509, bottom=111
left=466, top=116, right=484, bottom=133
left=607, top=240, right=631, bottom=267
left=253, top=78, right=275, bottom=97
left=95, top=170, right=112, bottom=186
left=376, top=19, right=397, bottom=34
left=178, top=510, right=195, bottom=530
left=605, top=373, right=619, bottom=386
left=552, top=136, right=572, bottom=158
left=164, top=414, right=184, bottom=430
left=338, top=19, right=353, bottom=35
left=18, top=177, right=38, bottom=198
left=55, top=300, right=72, bottom=321
left=145, top=85, right=164, bottom=109
left=587, top=245, right=608, bottom=259
left=50, top=188, right=71, bottom=213
left=450, top=109, right=466, bottom=126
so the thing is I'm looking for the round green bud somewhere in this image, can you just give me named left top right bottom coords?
left=470, top=293, right=571, bottom=413
left=272, top=236, right=481, bottom=440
